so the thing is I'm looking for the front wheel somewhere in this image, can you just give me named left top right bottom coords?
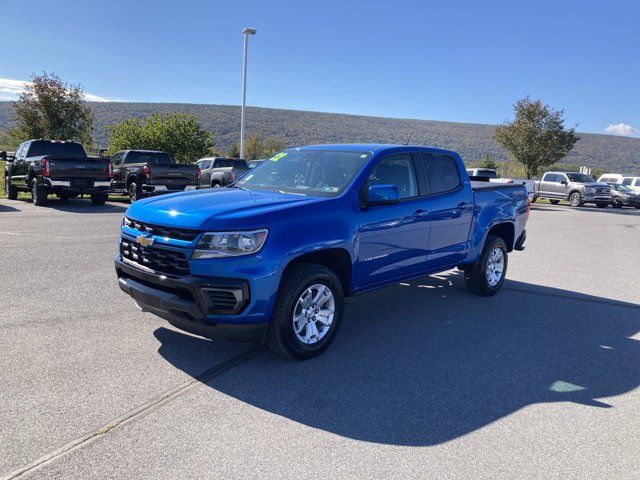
left=268, top=263, right=344, bottom=359
left=464, top=235, right=508, bottom=296
left=5, top=176, right=18, bottom=200
left=32, top=179, right=48, bottom=206
left=569, top=192, right=583, bottom=207
left=612, top=199, right=623, bottom=209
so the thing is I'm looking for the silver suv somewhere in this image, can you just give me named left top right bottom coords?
left=536, top=171, right=611, bottom=208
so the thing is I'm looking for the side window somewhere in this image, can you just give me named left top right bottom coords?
left=622, top=178, right=633, bottom=186
left=558, top=174, right=568, bottom=183
left=542, top=173, right=552, bottom=182
left=14, top=143, right=25, bottom=159
left=422, top=154, right=461, bottom=194
left=634, top=179, right=640, bottom=187
left=21, top=142, right=31, bottom=158
left=203, top=160, right=212, bottom=169
left=111, top=153, right=121, bottom=166
left=368, top=154, right=418, bottom=199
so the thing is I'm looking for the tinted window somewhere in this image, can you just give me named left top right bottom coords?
left=14, top=143, right=25, bottom=159
left=369, top=154, right=418, bottom=199
left=422, top=154, right=461, bottom=194
left=215, top=158, right=247, bottom=168
left=27, top=141, right=86, bottom=158
left=125, top=152, right=171, bottom=165
left=476, top=169, right=498, bottom=179
left=634, top=179, right=640, bottom=187
left=622, top=178, right=633, bottom=186
left=543, top=173, right=557, bottom=182
left=566, top=173, right=594, bottom=182
left=197, top=160, right=211, bottom=169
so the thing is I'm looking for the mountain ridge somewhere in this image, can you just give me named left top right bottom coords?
left=0, top=101, right=638, bottom=172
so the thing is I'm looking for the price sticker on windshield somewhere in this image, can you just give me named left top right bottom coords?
left=270, top=152, right=287, bottom=162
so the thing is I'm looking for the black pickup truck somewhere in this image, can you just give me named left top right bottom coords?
left=109, top=150, right=200, bottom=202
left=3, top=139, right=112, bottom=206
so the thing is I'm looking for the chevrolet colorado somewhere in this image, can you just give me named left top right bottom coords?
left=115, top=144, right=529, bottom=359
left=4, top=139, right=112, bottom=206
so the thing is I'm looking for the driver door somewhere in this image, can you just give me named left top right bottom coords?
left=356, top=153, right=430, bottom=290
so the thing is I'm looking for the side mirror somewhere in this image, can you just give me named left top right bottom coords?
left=366, top=184, right=400, bottom=206
left=560, top=180, right=568, bottom=185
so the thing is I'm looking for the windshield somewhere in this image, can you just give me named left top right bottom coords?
left=614, top=184, right=631, bottom=192
left=28, top=141, right=86, bottom=158
left=236, top=148, right=372, bottom=196
left=566, top=173, right=594, bottom=182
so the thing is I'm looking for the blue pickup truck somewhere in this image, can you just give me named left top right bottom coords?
left=115, top=144, right=528, bottom=359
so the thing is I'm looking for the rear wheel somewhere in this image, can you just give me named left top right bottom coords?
left=211, top=181, right=221, bottom=188
left=5, top=176, right=18, bottom=200
left=549, top=199, right=560, bottom=205
left=128, top=181, right=142, bottom=202
left=569, top=192, right=583, bottom=207
left=464, top=235, right=508, bottom=296
left=268, top=263, right=344, bottom=359
left=91, top=192, right=108, bottom=206
left=31, top=179, right=48, bottom=206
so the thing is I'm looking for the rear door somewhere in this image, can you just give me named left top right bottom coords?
left=196, top=159, right=212, bottom=187
left=418, top=153, right=474, bottom=269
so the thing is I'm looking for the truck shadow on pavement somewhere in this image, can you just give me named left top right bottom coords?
left=9, top=197, right=127, bottom=213
left=154, top=272, right=640, bottom=446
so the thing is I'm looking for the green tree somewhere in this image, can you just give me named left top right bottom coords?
left=107, top=113, right=213, bottom=163
left=228, top=142, right=241, bottom=158
left=494, top=97, right=579, bottom=179
left=478, top=154, right=499, bottom=170
left=262, top=136, right=286, bottom=156
left=245, top=133, right=264, bottom=160
left=10, top=73, right=94, bottom=145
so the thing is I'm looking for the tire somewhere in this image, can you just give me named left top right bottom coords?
left=268, top=263, right=344, bottom=360
left=128, top=181, right=142, bottom=203
left=612, top=199, right=623, bottom=209
left=31, top=179, right=48, bottom=206
left=91, top=192, right=108, bottom=206
left=5, top=176, right=18, bottom=200
left=530, top=196, right=537, bottom=203
left=569, top=192, right=583, bottom=207
left=549, top=199, right=560, bottom=205
left=596, top=202, right=608, bottom=209
left=211, top=181, right=221, bottom=188
left=464, top=235, right=508, bottom=297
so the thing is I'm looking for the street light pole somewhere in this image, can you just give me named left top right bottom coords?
left=240, top=27, right=257, bottom=160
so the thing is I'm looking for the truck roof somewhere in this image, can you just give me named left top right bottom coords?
left=293, top=143, right=460, bottom=156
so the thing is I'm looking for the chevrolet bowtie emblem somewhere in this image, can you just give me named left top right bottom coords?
left=137, top=235, right=154, bottom=247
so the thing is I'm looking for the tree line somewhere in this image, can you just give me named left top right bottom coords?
left=5, top=73, right=579, bottom=176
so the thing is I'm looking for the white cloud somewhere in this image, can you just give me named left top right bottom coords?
left=0, top=77, right=117, bottom=102
left=604, top=123, right=639, bottom=137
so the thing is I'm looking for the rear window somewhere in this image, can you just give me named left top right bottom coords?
left=475, top=169, right=498, bottom=179
left=27, top=141, right=86, bottom=158
left=621, top=178, right=633, bottom=186
left=125, top=152, right=171, bottom=165
left=215, top=159, right=247, bottom=168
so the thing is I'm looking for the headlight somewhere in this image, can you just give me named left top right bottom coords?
left=584, top=187, right=593, bottom=194
left=192, top=229, right=268, bottom=259
left=123, top=216, right=132, bottom=227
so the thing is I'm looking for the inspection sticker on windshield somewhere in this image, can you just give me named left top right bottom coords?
left=321, top=186, right=339, bottom=192
left=270, top=152, right=287, bottom=162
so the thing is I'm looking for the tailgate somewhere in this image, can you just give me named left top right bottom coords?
left=49, top=157, right=110, bottom=182
left=150, top=165, right=197, bottom=186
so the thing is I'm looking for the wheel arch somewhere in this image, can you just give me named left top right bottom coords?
left=280, top=248, right=353, bottom=296
left=486, top=221, right=515, bottom=252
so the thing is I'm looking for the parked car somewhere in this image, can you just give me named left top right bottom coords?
left=597, top=174, right=640, bottom=193
left=115, top=144, right=529, bottom=359
left=3, top=139, right=112, bottom=206
left=109, top=150, right=200, bottom=202
left=466, top=168, right=498, bottom=179
left=195, top=157, right=249, bottom=188
left=608, top=183, right=640, bottom=209
left=535, top=171, right=611, bottom=207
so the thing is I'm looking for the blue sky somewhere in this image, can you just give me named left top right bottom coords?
left=1, top=0, right=639, bottom=136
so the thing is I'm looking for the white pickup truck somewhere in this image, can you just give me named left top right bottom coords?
left=466, top=169, right=536, bottom=202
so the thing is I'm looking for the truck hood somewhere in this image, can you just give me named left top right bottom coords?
left=577, top=182, right=610, bottom=188
left=125, top=187, right=324, bottom=230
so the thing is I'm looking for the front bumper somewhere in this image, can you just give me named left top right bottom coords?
left=582, top=193, right=611, bottom=203
left=115, top=257, right=268, bottom=343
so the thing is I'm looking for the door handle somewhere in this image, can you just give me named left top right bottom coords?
left=412, top=209, right=427, bottom=219
left=456, top=202, right=469, bottom=210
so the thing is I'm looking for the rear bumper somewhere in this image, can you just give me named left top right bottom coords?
left=46, top=179, right=111, bottom=193
left=115, top=257, right=268, bottom=344
left=142, top=184, right=198, bottom=196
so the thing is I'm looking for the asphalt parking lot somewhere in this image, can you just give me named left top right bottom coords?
left=1, top=198, right=639, bottom=479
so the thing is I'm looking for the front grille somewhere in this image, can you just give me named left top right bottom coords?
left=126, top=218, right=200, bottom=242
left=595, top=188, right=610, bottom=195
left=121, top=238, right=190, bottom=276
